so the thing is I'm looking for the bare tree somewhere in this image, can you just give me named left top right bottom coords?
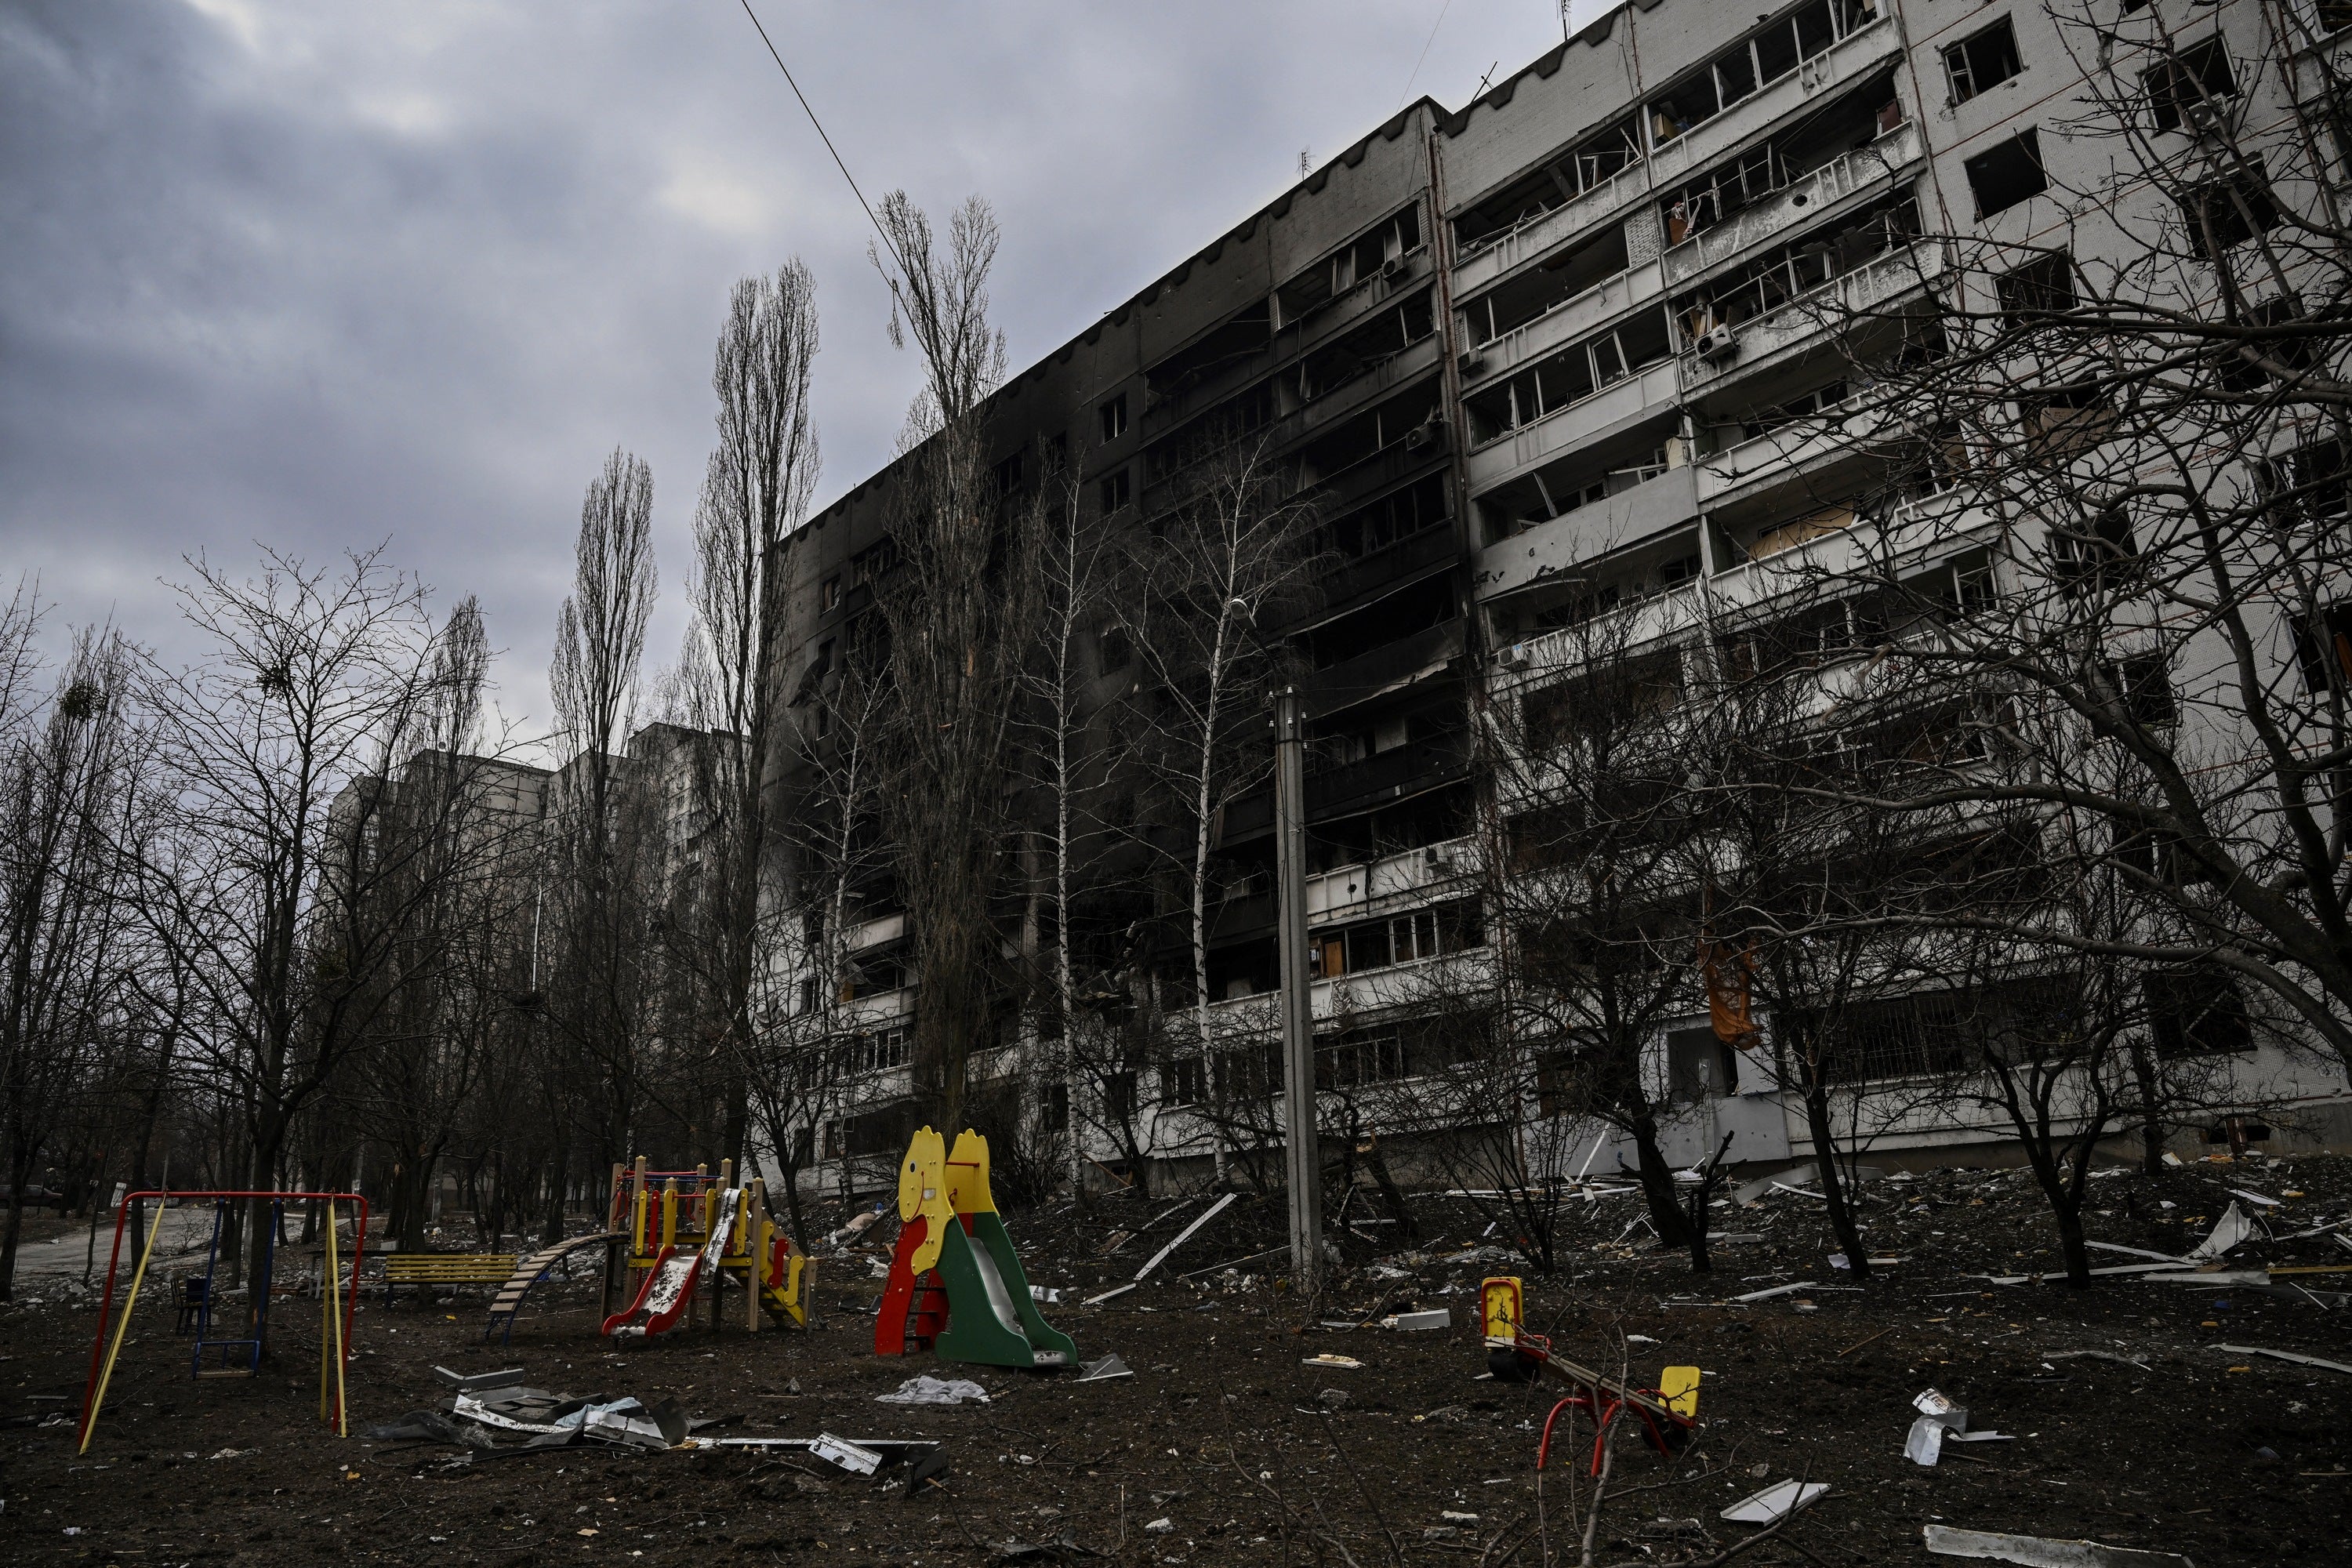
left=867, top=193, right=1040, bottom=1131
left=137, top=546, right=456, bottom=1314
left=543, top=449, right=658, bottom=1229
left=0, top=621, right=142, bottom=1298
left=675, top=261, right=822, bottom=1183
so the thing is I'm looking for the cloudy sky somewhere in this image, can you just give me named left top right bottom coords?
left=2, top=0, right=1604, bottom=743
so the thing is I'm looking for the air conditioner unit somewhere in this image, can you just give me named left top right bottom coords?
left=1422, top=844, right=1459, bottom=872
left=1458, top=350, right=1489, bottom=378
left=1497, top=643, right=1533, bottom=670
left=1696, top=325, right=1740, bottom=361
left=2183, top=98, right=2223, bottom=133
left=1403, top=416, right=1447, bottom=452
left=1381, top=255, right=1406, bottom=280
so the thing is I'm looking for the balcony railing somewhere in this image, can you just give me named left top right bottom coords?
left=1676, top=237, right=1950, bottom=394
left=1462, top=263, right=1668, bottom=390
left=1660, top=118, right=1923, bottom=287
left=1463, top=359, right=1681, bottom=492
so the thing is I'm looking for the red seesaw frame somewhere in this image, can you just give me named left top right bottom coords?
left=78, top=1190, right=368, bottom=1454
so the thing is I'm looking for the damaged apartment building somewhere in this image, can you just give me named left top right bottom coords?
left=768, top=0, right=2352, bottom=1198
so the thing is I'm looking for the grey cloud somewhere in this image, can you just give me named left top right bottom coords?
left=1, top=0, right=1582, bottom=739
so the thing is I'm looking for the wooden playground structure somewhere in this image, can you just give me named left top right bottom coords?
left=601, top=1157, right=813, bottom=1338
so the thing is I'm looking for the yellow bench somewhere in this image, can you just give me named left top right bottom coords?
left=382, top=1252, right=521, bottom=1304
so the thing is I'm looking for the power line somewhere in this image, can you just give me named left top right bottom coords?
left=732, top=0, right=908, bottom=275
left=1396, top=0, right=1457, bottom=111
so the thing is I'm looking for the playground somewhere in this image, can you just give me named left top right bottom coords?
left=2, top=1148, right=2349, bottom=1566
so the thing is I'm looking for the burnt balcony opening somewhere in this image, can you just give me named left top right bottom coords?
left=1502, top=524, right=1703, bottom=637
left=1145, top=298, right=1272, bottom=409
left=1658, top=71, right=1904, bottom=248
left=1300, top=573, right=1455, bottom=670
left=1646, top=0, right=1880, bottom=151
left=1294, top=288, right=1435, bottom=404
left=1276, top=203, right=1423, bottom=329
left=1464, top=223, right=1630, bottom=348
left=1464, top=308, right=1673, bottom=446
left=1317, top=473, right=1451, bottom=565
left=1297, top=379, right=1445, bottom=485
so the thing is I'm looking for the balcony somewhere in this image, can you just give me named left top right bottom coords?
left=1660, top=118, right=1923, bottom=288
left=1312, top=431, right=1451, bottom=516
left=1464, top=358, right=1681, bottom=493
left=1642, top=13, right=1903, bottom=192
left=1305, top=835, right=1477, bottom=923
left=1263, top=334, right=1443, bottom=456
left=1461, top=262, right=1667, bottom=390
left=1311, top=524, right=1460, bottom=622
left=1451, top=163, right=1649, bottom=299
left=1677, top=238, right=1950, bottom=396
left=1215, top=729, right=1472, bottom=847
left=1475, top=465, right=1700, bottom=604
left=1276, top=246, right=1433, bottom=353
left=1305, top=619, right=1465, bottom=724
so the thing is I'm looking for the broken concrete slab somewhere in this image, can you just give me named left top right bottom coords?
left=1922, top=1523, right=2195, bottom=1566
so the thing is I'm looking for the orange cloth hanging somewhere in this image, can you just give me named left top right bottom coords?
left=1699, top=937, right=1760, bottom=1047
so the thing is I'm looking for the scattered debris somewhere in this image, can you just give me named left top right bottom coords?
left=811, top=1432, right=884, bottom=1475
left=1731, top=1280, right=1817, bottom=1303
left=1074, top=1354, right=1132, bottom=1382
left=1029, top=1285, right=1062, bottom=1304
left=2044, top=1351, right=2151, bottom=1372
left=877, top=1375, right=989, bottom=1406
left=1720, top=1479, right=1829, bottom=1525
left=2216, top=1342, right=2352, bottom=1376
left=1302, top=1353, right=1363, bottom=1369
left=1316, top=1388, right=1351, bottom=1410
left=1132, top=1192, right=1237, bottom=1282
left=1080, top=1283, right=1138, bottom=1307
left=432, top=1365, right=524, bottom=1392
left=1906, top=1388, right=1971, bottom=1467
left=1922, top=1523, right=2196, bottom=1566
left=2185, top=1202, right=2252, bottom=1262
left=1143, top=1517, right=1174, bottom=1535
left=1385, top=1308, right=1450, bottom=1331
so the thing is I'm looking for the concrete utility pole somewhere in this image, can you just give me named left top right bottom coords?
left=1273, top=688, right=1322, bottom=1293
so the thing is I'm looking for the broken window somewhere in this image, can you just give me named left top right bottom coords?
left=1964, top=129, right=2046, bottom=217
left=2293, top=601, right=2352, bottom=693
left=2263, top=435, right=2349, bottom=527
left=2100, top=652, right=2177, bottom=730
left=2047, top=506, right=2139, bottom=595
left=1098, top=392, right=1128, bottom=441
left=1671, top=190, right=1921, bottom=340
left=1943, top=16, right=2021, bottom=104
left=1467, top=226, right=1628, bottom=343
left=1098, top=467, right=1131, bottom=513
left=1995, top=250, right=2076, bottom=320
left=2146, top=37, right=2238, bottom=134
left=1276, top=205, right=1422, bottom=325
left=2019, top=379, right=2116, bottom=461
left=1464, top=309, right=1673, bottom=443
left=2180, top=162, right=2279, bottom=263
left=1661, top=141, right=1788, bottom=246
left=2144, top=967, right=2253, bottom=1058
left=1647, top=0, right=1873, bottom=148
left=1668, top=1027, right=1741, bottom=1103
left=1161, top=1058, right=1207, bottom=1107
left=818, top=575, right=841, bottom=612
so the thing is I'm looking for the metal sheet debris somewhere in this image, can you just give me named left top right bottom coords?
left=433, top=1366, right=525, bottom=1392
left=1921, top=1523, right=2196, bottom=1566
left=2185, top=1202, right=2252, bottom=1262
left=1906, top=1388, right=1971, bottom=1467
left=877, top=1375, right=990, bottom=1406
left=1080, top=1283, right=1138, bottom=1307
left=1075, top=1354, right=1133, bottom=1382
left=2216, top=1342, right=2352, bottom=1375
left=811, top=1432, right=884, bottom=1475
left=1720, top=1479, right=1828, bottom=1524
left=1302, top=1353, right=1363, bottom=1369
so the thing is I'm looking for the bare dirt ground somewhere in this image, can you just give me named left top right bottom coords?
left=2, top=1153, right=2346, bottom=1567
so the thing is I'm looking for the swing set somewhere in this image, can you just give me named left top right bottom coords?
left=77, top=1189, right=368, bottom=1455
